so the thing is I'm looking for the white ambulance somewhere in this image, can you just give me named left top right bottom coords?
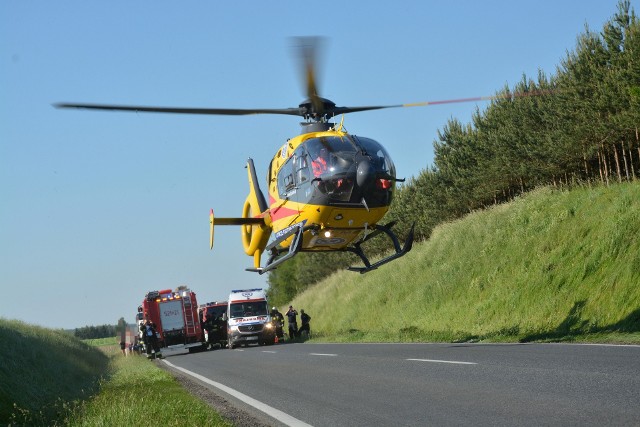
left=226, top=288, right=275, bottom=348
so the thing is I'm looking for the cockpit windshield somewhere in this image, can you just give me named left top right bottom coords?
left=305, top=135, right=395, bottom=177
left=276, top=135, right=396, bottom=206
left=353, top=136, right=396, bottom=178
left=305, top=136, right=351, bottom=174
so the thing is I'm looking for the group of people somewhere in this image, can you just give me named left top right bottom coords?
left=202, top=312, right=227, bottom=348
left=270, top=305, right=311, bottom=340
left=119, top=340, right=144, bottom=356
left=119, top=320, right=158, bottom=358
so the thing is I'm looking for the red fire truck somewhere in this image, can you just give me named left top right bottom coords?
left=139, top=287, right=205, bottom=352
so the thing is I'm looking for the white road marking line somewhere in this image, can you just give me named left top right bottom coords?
left=163, top=360, right=313, bottom=427
left=554, top=343, right=640, bottom=348
left=262, top=350, right=277, bottom=353
left=407, top=358, right=478, bottom=365
left=309, top=353, right=338, bottom=356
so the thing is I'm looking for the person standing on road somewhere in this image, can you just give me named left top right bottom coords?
left=270, top=307, right=285, bottom=341
left=140, top=317, right=162, bottom=359
left=299, top=309, right=311, bottom=338
left=286, top=305, right=298, bottom=340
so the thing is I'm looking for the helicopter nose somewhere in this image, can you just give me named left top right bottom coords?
left=356, top=157, right=376, bottom=189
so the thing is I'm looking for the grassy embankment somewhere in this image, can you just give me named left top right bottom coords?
left=290, top=181, right=640, bottom=344
left=0, top=319, right=230, bottom=426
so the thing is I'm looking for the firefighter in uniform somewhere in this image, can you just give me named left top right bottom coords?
left=204, top=313, right=225, bottom=348
left=270, top=307, right=285, bottom=341
left=140, top=318, right=162, bottom=359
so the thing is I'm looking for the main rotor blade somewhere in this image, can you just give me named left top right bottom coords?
left=332, top=90, right=553, bottom=115
left=54, top=90, right=552, bottom=120
left=54, top=103, right=302, bottom=116
left=401, top=90, right=553, bottom=108
left=332, top=105, right=403, bottom=115
left=294, top=36, right=325, bottom=115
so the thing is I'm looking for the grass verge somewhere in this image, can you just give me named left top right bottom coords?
left=0, top=318, right=109, bottom=425
left=289, top=182, right=640, bottom=345
left=65, top=352, right=231, bottom=426
left=1, top=319, right=230, bottom=426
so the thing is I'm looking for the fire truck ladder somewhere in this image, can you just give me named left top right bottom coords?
left=182, top=294, right=196, bottom=338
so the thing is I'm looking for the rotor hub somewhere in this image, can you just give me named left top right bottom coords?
left=299, top=97, right=336, bottom=121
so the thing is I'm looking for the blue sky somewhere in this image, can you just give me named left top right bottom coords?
left=0, top=1, right=628, bottom=329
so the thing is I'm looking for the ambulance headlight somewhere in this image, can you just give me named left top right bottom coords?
left=229, top=326, right=239, bottom=332
left=264, top=322, right=273, bottom=329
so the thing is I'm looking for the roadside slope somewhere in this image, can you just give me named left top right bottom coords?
left=289, top=182, right=640, bottom=343
left=0, top=319, right=109, bottom=425
left=0, top=321, right=232, bottom=426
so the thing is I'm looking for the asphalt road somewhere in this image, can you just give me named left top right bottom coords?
left=162, top=342, right=640, bottom=426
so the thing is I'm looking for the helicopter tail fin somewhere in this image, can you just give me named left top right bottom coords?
left=246, top=158, right=268, bottom=213
left=209, top=158, right=272, bottom=270
left=241, top=158, right=272, bottom=268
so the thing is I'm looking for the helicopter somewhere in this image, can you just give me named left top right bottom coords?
left=55, top=38, right=532, bottom=274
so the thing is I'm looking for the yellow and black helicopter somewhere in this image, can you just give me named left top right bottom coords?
left=55, top=38, right=518, bottom=274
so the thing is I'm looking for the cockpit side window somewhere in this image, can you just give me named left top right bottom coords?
left=293, top=146, right=311, bottom=184
left=277, top=147, right=313, bottom=197
left=354, top=136, right=396, bottom=176
left=277, top=157, right=295, bottom=197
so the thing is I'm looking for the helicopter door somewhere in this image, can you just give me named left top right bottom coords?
left=292, top=148, right=313, bottom=203
left=294, top=148, right=311, bottom=185
left=276, top=148, right=313, bottom=203
left=277, top=158, right=295, bottom=197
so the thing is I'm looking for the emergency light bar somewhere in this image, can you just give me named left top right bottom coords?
left=156, top=293, right=183, bottom=303
left=148, top=288, right=191, bottom=301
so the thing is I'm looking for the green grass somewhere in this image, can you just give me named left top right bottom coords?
left=83, top=336, right=118, bottom=347
left=0, top=319, right=229, bottom=426
left=0, top=318, right=110, bottom=425
left=65, top=353, right=230, bottom=426
left=290, top=181, right=640, bottom=344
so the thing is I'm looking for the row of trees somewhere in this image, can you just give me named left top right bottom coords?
left=267, top=1, right=639, bottom=306
left=389, top=0, right=639, bottom=238
left=74, top=317, right=127, bottom=339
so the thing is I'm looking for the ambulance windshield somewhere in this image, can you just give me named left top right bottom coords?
left=229, top=301, right=268, bottom=318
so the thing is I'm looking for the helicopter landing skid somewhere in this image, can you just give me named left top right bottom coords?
left=245, top=223, right=305, bottom=275
left=246, top=222, right=414, bottom=275
left=345, top=222, right=415, bottom=274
